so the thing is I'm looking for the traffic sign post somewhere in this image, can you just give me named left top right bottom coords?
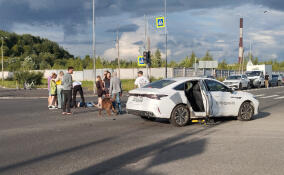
left=156, top=17, right=165, bottom=28
left=137, top=56, right=146, bottom=67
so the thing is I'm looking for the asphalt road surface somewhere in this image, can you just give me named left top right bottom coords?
left=1, top=87, right=284, bottom=175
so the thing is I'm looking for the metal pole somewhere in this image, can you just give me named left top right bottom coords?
left=194, top=57, right=197, bottom=76
left=92, top=0, right=96, bottom=94
left=117, top=26, right=120, bottom=78
left=1, top=37, right=4, bottom=85
left=164, top=0, right=168, bottom=78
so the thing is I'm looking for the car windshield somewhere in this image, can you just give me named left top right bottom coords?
left=227, top=76, right=241, bottom=80
left=144, top=80, right=176, bottom=89
left=246, top=71, right=261, bottom=77
left=272, top=75, right=279, bottom=79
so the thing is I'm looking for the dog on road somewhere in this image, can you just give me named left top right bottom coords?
left=95, top=97, right=116, bottom=116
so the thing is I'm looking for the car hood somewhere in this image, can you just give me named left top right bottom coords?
left=232, top=91, right=254, bottom=98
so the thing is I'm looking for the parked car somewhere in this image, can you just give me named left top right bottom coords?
left=126, top=77, right=259, bottom=127
left=245, top=71, right=265, bottom=88
left=223, top=75, right=250, bottom=90
left=270, top=74, right=282, bottom=87
left=280, top=74, right=284, bottom=84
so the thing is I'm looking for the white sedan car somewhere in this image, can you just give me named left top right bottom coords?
left=223, top=75, right=250, bottom=90
left=126, top=77, right=259, bottom=127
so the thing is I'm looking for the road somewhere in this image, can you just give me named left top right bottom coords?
left=1, top=87, right=284, bottom=175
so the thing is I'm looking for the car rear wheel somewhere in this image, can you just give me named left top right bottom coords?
left=170, top=104, right=190, bottom=127
left=237, top=102, right=254, bottom=121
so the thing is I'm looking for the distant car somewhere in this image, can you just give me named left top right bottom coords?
left=203, top=75, right=216, bottom=79
left=126, top=77, right=259, bottom=127
left=270, top=74, right=282, bottom=87
left=279, top=74, right=284, bottom=84
left=223, top=75, right=250, bottom=90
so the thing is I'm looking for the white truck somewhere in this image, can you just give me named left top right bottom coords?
left=246, top=63, right=272, bottom=88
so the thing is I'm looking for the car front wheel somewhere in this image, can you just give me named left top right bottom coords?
left=170, top=104, right=190, bottom=127
left=237, top=102, right=254, bottom=121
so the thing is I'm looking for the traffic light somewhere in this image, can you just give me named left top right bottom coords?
left=143, top=51, right=151, bottom=66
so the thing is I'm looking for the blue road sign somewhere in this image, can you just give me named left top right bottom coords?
left=138, top=56, right=146, bottom=66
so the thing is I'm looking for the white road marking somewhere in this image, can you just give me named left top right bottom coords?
left=255, top=94, right=265, bottom=97
left=274, top=96, right=284, bottom=100
left=260, top=95, right=279, bottom=99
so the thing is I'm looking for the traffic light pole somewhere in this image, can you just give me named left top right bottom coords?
left=164, top=0, right=168, bottom=78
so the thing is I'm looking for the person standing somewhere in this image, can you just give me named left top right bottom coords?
left=109, top=72, right=122, bottom=114
left=103, top=72, right=111, bottom=97
left=47, top=73, right=55, bottom=109
left=135, top=71, right=150, bottom=88
left=56, top=71, right=64, bottom=109
left=62, top=67, right=74, bottom=115
left=50, top=73, right=58, bottom=109
left=95, top=76, right=104, bottom=109
left=265, top=73, right=269, bottom=88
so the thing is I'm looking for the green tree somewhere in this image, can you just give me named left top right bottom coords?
left=152, top=49, right=162, bottom=67
left=201, top=51, right=213, bottom=61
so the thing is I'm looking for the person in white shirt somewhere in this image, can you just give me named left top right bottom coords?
left=135, top=71, right=150, bottom=88
left=72, top=81, right=85, bottom=108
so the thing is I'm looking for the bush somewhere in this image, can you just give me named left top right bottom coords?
left=14, top=71, right=43, bottom=85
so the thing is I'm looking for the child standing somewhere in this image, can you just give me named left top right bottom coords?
left=49, top=73, right=58, bottom=109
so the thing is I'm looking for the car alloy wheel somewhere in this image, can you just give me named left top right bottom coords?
left=238, top=102, right=254, bottom=121
left=170, top=104, right=190, bottom=127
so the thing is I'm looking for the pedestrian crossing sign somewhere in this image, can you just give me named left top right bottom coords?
left=138, top=56, right=146, bottom=66
left=156, top=17, right=165, bottom=28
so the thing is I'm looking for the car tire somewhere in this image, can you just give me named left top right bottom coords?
left=247, top=83, right=251, bottom=89
left=237, top=102, right=254, bottom=121
left=140, top=116, right=156, bottom=121
left=239, top=83, right=243, bottom=90
left=170, top=104, right=190, bottom=127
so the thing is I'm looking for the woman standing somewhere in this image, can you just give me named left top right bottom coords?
left=103, top=72, right=111, bottom=97
left=49, top=73, right=58, bottom=109
left=96, top=76, right=104, bottom=108
left=56, top=71, right=64, bottom=109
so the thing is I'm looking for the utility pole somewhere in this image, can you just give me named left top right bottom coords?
left=249, top=40, right=252, bottom=61
left=116, top=26, right=120, bottom=78
left=92, top=0, right=96, bottom=94
left=164, top=0, right=168, bottom=78
left=144, top=15, right=150, bottom=79
left=1, top=37, right=4, bottom=85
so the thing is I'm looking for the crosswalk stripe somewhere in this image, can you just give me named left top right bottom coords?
left=274, top=96, right=284, bottom=100
left=255, top=94, right=265, bottom=97
left=260, top=95, right=279, bottom=99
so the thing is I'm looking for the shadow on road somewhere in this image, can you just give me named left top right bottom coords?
left=253, top=111, right=270, bottom=120
left=0, top=137, right=114, bottom=173
left=70, top=126, right=222, bottom=175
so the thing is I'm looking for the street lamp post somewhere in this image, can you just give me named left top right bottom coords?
left=1, top=37, right=4, bottom=85
left=92, top=0, right=97, bottom=94
left=164, top=0, right=168, bottom=78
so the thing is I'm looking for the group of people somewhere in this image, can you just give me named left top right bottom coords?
left=47, top=67, right=85, bottom=115
left=95, top=70, right=123, bottom=114
left=47, top=67, right=150, bottom=115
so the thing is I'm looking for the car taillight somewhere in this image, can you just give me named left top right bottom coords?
left=129, top=93, right=167, bottom=100
left=146, top=94, right=168, bottom=100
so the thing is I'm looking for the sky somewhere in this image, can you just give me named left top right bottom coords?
left=1, top=0, right=284, bottom=63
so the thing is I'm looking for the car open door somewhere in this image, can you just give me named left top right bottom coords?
left=184, top=80, right=211, bottom=118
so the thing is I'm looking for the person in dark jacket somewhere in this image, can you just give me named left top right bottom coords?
left=96, top=76, right=104, bottom=108
left=103, top=72, right=111, bottom=97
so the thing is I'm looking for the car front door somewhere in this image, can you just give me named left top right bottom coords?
left=184, top=80, right=211, bottom=118
left=204, top=79, right=236, bottom=116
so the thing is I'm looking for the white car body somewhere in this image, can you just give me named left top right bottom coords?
left=126, top=77, right=259, bottom=123
left=223, top=75, right=250, bottom=89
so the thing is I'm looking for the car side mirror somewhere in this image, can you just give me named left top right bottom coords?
left=230, top=87, right=235, bottom=93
